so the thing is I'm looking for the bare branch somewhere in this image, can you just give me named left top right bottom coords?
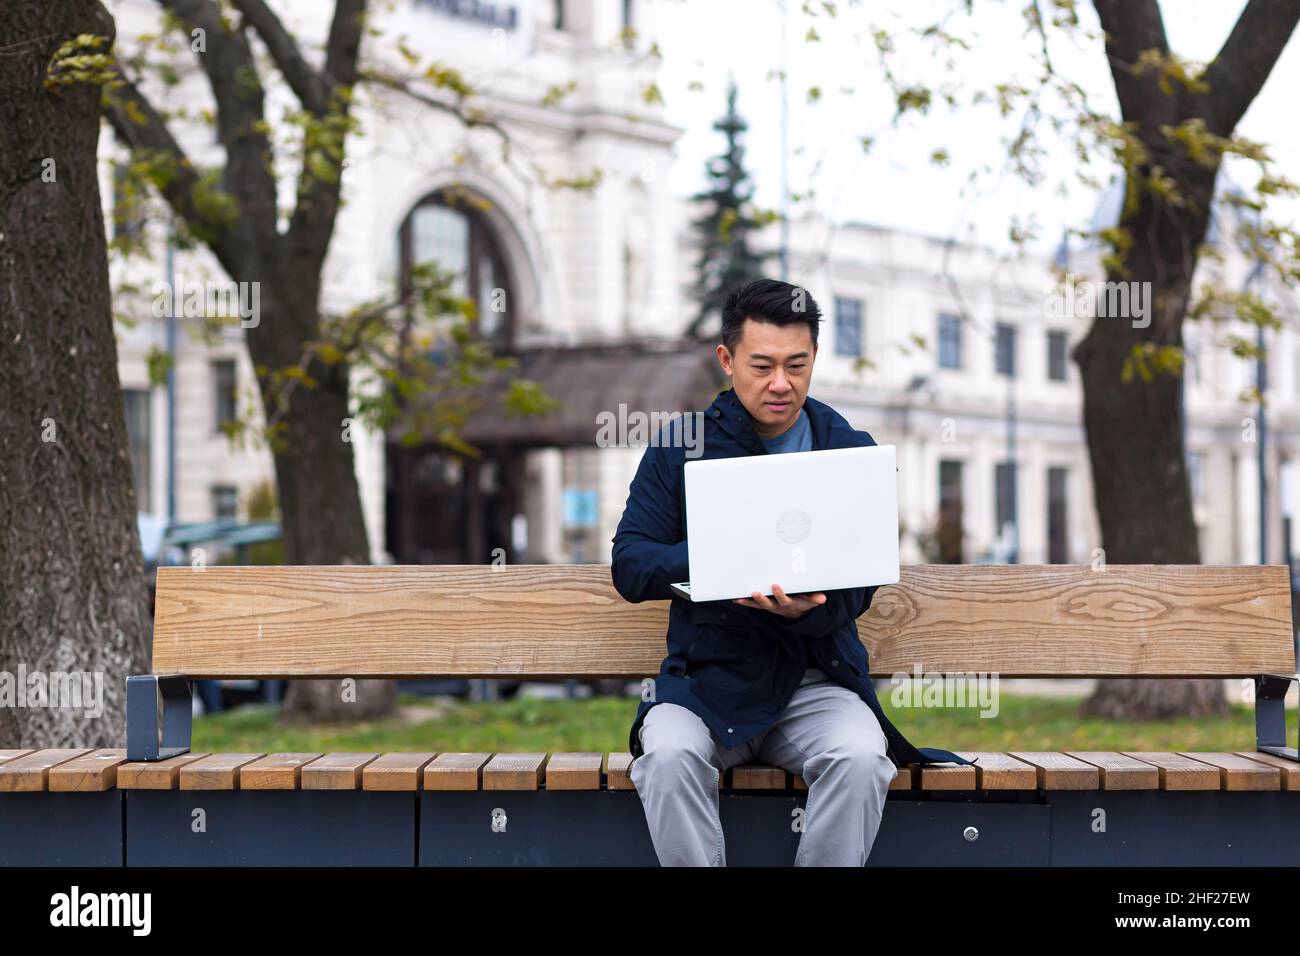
left=228, top=0, right=330, bottom=113
left=1197, top=0, right=1300, bottom=136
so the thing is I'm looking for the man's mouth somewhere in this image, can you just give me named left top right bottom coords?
left=765, top=400, right=791, bottom=411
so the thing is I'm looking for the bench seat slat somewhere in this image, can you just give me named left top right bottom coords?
left=730, top=765, right=787, bottom=790
left=1063, top=752, right=1161, bottom=790
left=240, top=753, right=324, bottom=790
left=0, top=750, right=34, bottom=765
left=1007, top=752, right=1101, bottom=789
left=301, top=753, right=379, bottom=790
left=180, top=753, right=266, bottom=790
left=1117, top=752, right=1223, bottom=790
left=424, top=753, right=492, bottom=791
left=483, top=753, right=547, bottom=791
left=47, top=749, right=128, bottom=792
left=921, top=752, right=1038, bottom=790
left=545, top=752, right=604, bottom=790
left=362, top=752, right=437, bottom=791
left=0, top=749, right=92, bottom=792
left=605, top=753, right=635, bottom=790
left=118, top=753, right=212, bottom=790
left=1234, top=751, right=1300, bottom=790
left=1174, top=752, right=1280, bottom=791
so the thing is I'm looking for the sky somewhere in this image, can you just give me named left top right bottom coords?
left=649, top=0, right=1300, bottom=258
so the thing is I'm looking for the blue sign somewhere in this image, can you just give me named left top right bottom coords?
left=563, top=488, right=599, bottom=528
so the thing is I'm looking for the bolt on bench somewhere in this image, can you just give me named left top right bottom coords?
left=3, top=563, right=1297, bottom=866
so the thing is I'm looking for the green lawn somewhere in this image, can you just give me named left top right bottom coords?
left=192, top=691, right=1264, bottom=755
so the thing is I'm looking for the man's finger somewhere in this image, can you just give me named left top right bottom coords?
left=771, top=584, right=793, bottom=606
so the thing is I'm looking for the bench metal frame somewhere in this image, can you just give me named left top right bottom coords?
left=1255, top=674, right=1300, bottom=762
left=126, top=675, right=193, bottom=762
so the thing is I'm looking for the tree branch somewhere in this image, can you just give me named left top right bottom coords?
left=1197, top=0, right=1300, bottom=136
left=158, top=0, right=279, bottom=253
left=228, top=0, right=330, bottom=113
left=101, top=59, right=249, bottom=278
left=1092, top=0, right=1171, bottom=122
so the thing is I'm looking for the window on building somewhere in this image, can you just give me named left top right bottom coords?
left=1187, top=451, right=1205, bottom=502
left=937, top=459, right=964, bottom=563
left=122, top=390, right=152, bottom=513
left=995, top=461, right=1017, bottom=557
left=834, top=297, right=863, bottom=357
left=1047, top=466, right=1068, bottom=564
left=995, top=322, right=1016, bottom=377
left=111, top=161, right=145, bottom=242
left=399, top=189, right=514, bottom=347
left=554, top=0, right=564, bottom=30
left=1047, top=329, right=1068, bottom=381
left=622, top=0, right=634, bottom=32
left=938, top=312, right=962, bottom=369
left=213, top=359, right=237, bottom=433
left=212, top=485, right=238, bottom=521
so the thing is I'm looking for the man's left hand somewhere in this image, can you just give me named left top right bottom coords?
left=734, top=584, right=827, bottom=619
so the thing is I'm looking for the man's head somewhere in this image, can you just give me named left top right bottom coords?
left=717, top=278, right=821, bottom=439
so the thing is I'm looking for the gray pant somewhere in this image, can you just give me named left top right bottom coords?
left=629, top=667, right=896, bottom=866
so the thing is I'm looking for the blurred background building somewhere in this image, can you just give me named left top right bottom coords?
left=106, top=0, right=1300, bottom=575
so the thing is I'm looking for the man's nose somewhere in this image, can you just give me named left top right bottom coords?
left=770, top=371, right=792, bottom=393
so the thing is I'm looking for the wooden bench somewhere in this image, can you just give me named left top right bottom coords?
left=3, top=563, right=1298, bottom=866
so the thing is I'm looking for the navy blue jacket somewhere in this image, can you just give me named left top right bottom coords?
left=612, top=386, right=977, bottom=769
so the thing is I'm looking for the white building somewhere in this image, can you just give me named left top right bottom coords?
left=106, top=0, right=1300, bottom=569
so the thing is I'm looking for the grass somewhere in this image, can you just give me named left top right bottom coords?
left=192, top=691, right=1265, bottom=756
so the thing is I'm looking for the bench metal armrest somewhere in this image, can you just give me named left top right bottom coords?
left=1255, top=674, right=1299, bottom=762
left=127, top=675, right=193, bottom=762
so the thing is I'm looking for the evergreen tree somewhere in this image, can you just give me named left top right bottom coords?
left=686, top=75, right=772, bottom=339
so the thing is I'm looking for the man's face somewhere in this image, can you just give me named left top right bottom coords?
left=716, top=318, right=816, bottom=438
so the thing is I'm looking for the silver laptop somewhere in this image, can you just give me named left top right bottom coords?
left=670, top=444, right=899, bottom=602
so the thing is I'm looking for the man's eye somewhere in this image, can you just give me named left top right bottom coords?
left=753, top=366, right=770, bottom=373
left=789, top=365, right=806, bottom=372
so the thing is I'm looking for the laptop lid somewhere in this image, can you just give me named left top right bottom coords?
left=682, top=444, right=899, bottom=602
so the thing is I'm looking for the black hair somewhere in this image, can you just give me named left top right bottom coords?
left=719, top=278, right=822, bottom=354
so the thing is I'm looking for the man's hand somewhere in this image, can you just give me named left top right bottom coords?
left=734, top=584, right=827, bottom=619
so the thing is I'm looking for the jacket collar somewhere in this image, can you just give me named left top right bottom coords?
left=705, top=386, right=837, bottom=453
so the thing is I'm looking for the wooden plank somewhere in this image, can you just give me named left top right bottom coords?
left=483, top=753, right=547, bottom=791
left=240, top=753, right=323, bottom=790
left=1176, top=752, right=1280, bottom=791
left=1234, top=751, right=1300, bottom=790
left=118, top=753, right=212, bottom=790
left=545, top=752, right=603, bottom=790
left=423, top=753, right=492, bottom=791
left=0, top=750, right=33, bottom=765
left=362, top=752, right=436, bottom=791
left=1064, top=752, right=1161, bottom=790
left=605, top=753, right=635, bottom=791
left=301, top=753, right=379, bottom=790
left=149, top=564, right=1294, bottom=678
left=923, top=752, right=1037, bottom=790
left=729, top=765, right=787, bottom=790
left=919, top=761, right=978, bottom=790
left=0, top=749, right=91, bottom=792
left=179, top=753, right=265, bottom=790
left=1007, top=752, right=1100, bottom=789
left=47, top=749, right=128, bottom=792
left=1118, top=752, right=1222, bottom=790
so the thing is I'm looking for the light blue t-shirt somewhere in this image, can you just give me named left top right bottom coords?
left=760, top=407, right=812, bottom=455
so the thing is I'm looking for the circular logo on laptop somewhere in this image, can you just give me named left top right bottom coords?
left=776, top=508, right=812, bottom=544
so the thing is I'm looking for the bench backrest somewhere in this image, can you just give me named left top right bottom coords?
left=150, top=564, right=1295, bottom=679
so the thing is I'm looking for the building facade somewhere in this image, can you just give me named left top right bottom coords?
left=106, top=0, right=1300, bottom=570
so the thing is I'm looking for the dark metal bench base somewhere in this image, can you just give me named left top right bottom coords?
left=6, top=789, right=1298, bottom=866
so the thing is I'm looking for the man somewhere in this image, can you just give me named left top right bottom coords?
left=611, top=278, right=974, bottom=867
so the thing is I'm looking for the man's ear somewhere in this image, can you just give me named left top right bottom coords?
left=716, top=343, right=733, bottom=377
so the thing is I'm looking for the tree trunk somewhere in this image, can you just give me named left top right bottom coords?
left=0, top=0, right=152, bottom=748
left=248, top=292, right=397, bottom=721
left=1073, top=148, right=1229, bottom=718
